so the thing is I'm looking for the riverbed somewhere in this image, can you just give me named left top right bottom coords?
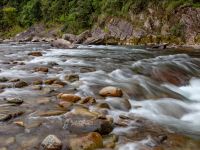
left=0, top=42, right=200, bottom=150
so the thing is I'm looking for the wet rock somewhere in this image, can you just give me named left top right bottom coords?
left=41, top=135, right=62, bottom=150
left=0, top=84, right=6, bottom=89
left=14, top=81, right=28, bottom=88
left=0, top=114, right=12, bottom=121
left=42, top=87, right=55, bottom=94
left=151, top=43, right=168, bottom=49
left=47, top=62, right=58, bottom=66
left=35, top=67, right=49, bottom=73
left=96, top=103, right=110, bottom=109
left=80, top=67, right=96, bottom=73
left=38, top=110, right=66, bottom=117
left=9, top=78, right=20, bottom=82
left=105, top=97, right=131, bottom=111
left=5, top=98, right=24, bottom=105
left=58, top=93, right=81, bottom=103
left=64, top=74, right=79, bottom=82
left=53, top=80, right=66, bottom=86
left=32, top=85, right=42, bottom=90
left=14, top=121, right=24, bottom=127
left=74, top=30, right=91, bottom=44
left=44, top=79, right=56, bottom=85
left=63, top=108, right=113, bottom=134
left=103, top=134, right=118, bottom=148
left=69, top=132, right=103, bottom=150
left=62, top=33, right=77, bottom=43
left=99, top=86, right=123, bottom=97
left=28, top=51, right=42, bottom=57
left=58, top=101, right=73, bottom=110
left=36, top=98, right=50, bottom=105
left=51, top=39, right=75, bottom=49
left=79, top=96, right=96, bottom=105
left=0, top=77, right=8, bottom=82
left=33, top=80, right=43, bottom=85
left=18, top=136, right=39, bottom=149
left=0, top=111, right=24, bottom=121
left=31, top=36, right=41, bottom=42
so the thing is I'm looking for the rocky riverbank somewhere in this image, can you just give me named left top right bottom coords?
left=1, top=6, right=200, bottom=49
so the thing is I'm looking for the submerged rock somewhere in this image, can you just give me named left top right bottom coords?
left=64, top=74, right=79, bottom=82
left=28, top=51, right=42, bottom=57
left=0, top=77, right=8, bottom=82
left=5, top=98, right=24, bottom=105
left=35, top=67, right=49, bottom=73
left=41, top=135, right=62, bottom=150
left=0, top=114, right=12, bottom=121
left=99, top=86, right=123, bottom=97
left=0, top=111, right=24, bottom=122
left=69, top=132, right=103, bottom=150
left=105, top=97, right=131, bottom=111
left=14, top=81, right=28, bottom=88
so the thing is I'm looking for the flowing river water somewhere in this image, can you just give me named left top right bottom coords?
left=0, top=42, right=200, bottom=150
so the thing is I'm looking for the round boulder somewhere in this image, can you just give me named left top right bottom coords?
left=99, top=86, right=123, bottom=97
left=57, top=93, right=81, bottom=103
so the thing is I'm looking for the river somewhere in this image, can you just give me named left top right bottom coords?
left=0, top=42, right=200, bottom=150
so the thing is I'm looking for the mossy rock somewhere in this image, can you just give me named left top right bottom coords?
left=195, top=34, right=200, bottom=44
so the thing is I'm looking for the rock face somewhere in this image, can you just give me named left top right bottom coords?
left=69, top=132, right=103, bottom=150
left=41, top=135, right=62, bottom=150
left=60, top=7, right=200, bottom=46
left=99, top=86, right=123, bottom=97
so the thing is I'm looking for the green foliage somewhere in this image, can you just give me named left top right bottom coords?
left=1, top=7, right=17, bottom=29
left=0, top=0, right=200, bottom=37
left=20, top=0, right=42, bottom=26
left=170, top=23, right=185, bottom=38
left=164, top=0, right=193, bottom=12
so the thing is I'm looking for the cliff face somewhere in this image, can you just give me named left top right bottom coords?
left=9, top=6, right=200, bottom=46
left=85, top=6, right=200, bottom=45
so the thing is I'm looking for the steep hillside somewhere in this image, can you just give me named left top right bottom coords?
left=0, top=0, right=200, bottom=45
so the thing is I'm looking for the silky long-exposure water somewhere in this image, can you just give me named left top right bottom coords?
left=0, top=42, right=200, bottom=150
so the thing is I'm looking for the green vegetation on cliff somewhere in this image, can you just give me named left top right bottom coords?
left=0, top=0, right=199, bottom=38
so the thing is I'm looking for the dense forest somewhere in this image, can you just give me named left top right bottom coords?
left=0, top=0, right=200, bottom=38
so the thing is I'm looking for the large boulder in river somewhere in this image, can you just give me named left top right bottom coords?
left=62, top=33, right=77, bottom=43
left=63, top=107, right=113, bottom=134
left=69, top=132, right=103, bottom=150
left=99, top=86, right=123, bottom=97
left=51, top=39, right=75, bottom=49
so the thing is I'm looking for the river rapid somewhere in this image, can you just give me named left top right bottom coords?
left=0, top=42, right=200, bottom=150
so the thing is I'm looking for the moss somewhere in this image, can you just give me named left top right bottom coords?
left=129, top=37, right=141, bottom=45
left=0, top=25, right=25, bottom=39
left=195, top=34, right=200, bottom=43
